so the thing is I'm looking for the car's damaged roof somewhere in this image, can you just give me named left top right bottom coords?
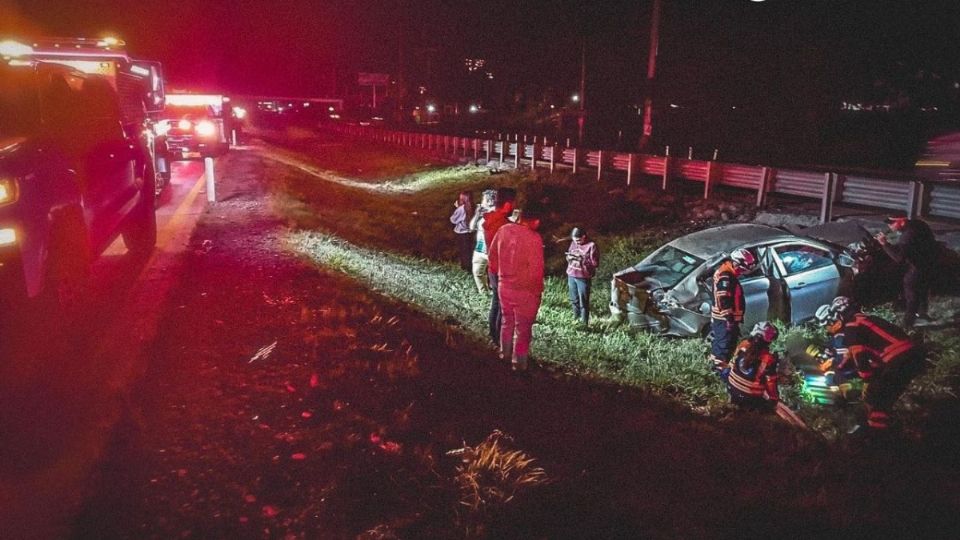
left=668, top=224, right=796, bottom=259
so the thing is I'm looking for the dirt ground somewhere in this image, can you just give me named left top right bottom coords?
left=68, top=137, right=960, bottom=539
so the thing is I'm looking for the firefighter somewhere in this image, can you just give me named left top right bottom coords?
left=876, top=216, right=938, bottom=328
left=813, top=304, right=860, bottom=399
left=709, top=248, right=758, bottom=373
left=721, top=321, right=781, bottom=412
left=816, top=296, right=925, bottom=431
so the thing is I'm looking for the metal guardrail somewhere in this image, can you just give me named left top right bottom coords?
left=928, top=183, right=960, bottom=219
left=331, top=124, right=958, bottom=223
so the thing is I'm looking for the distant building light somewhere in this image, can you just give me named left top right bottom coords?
left=669, top=103, right=680, bottom=109
left=469, top=104, right=479, bottom=113
left=303, top=102, right=311, bottom=107
left=571, top=93, right=580, bottom=103
left=328, top=106, right=335, bottom=112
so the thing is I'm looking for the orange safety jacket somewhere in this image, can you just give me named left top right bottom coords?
left=726, top=338, right=779, bottom=400
left=711, top=261, right=745, bottom=323
left=844, top=313, right=914, bottom=380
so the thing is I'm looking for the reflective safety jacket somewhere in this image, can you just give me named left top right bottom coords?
left=843, top=314, right=914, bottom=380
left=711, top=261, right=744, bottom=323
left=726, top=337, right=779, bottom=400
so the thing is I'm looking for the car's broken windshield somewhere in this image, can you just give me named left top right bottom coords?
left=639, top=246, right=704, bottom=289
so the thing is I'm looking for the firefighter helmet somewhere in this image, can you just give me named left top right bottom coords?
left=750, top=321, right=779, bottom=343
left=815, top=304, right=837, bottom=326
left=730, top=248, right=758, bottom=274
left=830, top=296, right=859, bottom=321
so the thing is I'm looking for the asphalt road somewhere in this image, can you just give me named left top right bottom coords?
left=0, top=159, right=214, bottom=539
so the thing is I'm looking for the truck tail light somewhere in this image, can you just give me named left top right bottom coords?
left=195, top=120, right=216, bottom=137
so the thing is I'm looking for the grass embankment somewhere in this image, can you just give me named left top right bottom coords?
left=262, top=141, right=960, bottom=437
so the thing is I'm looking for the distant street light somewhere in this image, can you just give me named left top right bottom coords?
left=469, top=104, right=479, bottom=113
left=426, top=104, right=436, bottom=113
left=571, top=93, right=580, bottom=103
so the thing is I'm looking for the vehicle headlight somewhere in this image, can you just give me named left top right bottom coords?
left=0, top=227, right=16, bottom=246
left=153, top=121, right=171, bottom=136
left=0, top=177, right=19, bottom=207
left=177, top=119, right=192, bottom=131
left=195, top=120, right=217, bottom=137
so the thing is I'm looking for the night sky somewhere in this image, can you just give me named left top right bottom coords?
left=4, top=0, right=960, bottom=162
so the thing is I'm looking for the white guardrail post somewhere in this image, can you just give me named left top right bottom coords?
left=204, top=157, right=216, bottom=203
left=819, top=172, right=836, bottom=223
left=756, top=167, right=771, bottom=207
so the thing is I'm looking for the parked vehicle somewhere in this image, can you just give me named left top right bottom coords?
left=8, top=36, right=169, bottom=196
left=609, top=223, right=866, bottom=337
left=0, top=60, right=156, bottom=328
left=155, top=93, right=230, bottom=163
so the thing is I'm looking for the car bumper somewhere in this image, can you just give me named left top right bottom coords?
left=163, top=137, right=228, bottom=159
left=610, top=276, right=707, bottom=337
left=0, top=242, right=27, bottom=307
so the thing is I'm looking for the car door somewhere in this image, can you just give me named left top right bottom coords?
left=737, top=246, right=770, bottom=330
left=771, top=242, right=840, bottom=323
left=77, top=77, right=138, bottom=250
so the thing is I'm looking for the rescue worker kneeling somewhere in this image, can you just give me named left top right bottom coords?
left=816, top=296, right=925, bottom=431
left=721, top=321, right=780, bottom=412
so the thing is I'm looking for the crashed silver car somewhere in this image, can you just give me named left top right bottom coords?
left=609, top=223, right=868, bottom=337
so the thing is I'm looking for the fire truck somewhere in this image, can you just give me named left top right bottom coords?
left=156, top=92, right=231, bottom=163
left=12, top=36, right=169, bottom=195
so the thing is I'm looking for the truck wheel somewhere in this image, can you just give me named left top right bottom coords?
left=123, top=162, right=158, bottom=257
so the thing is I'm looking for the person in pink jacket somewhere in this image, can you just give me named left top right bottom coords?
left=487, top=205, right=545, bottom=372
left=565, top=227, right=600, bottom=326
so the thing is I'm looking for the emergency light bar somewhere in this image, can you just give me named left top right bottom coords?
left=165, top=94, right=225, bottom=107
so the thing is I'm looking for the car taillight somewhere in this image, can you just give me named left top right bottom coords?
left=195, top=120, right=217, bottom=137
left=177, top=119, right=192, bottom=131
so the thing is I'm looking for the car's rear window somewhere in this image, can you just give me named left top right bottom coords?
left=641, top=245, right=704, bottom=288
left=0, top=68, right=40, bottom=137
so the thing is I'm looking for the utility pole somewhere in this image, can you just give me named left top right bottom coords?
left=640, top=0, right=661, bottom=151
left=577, top=38, right=586, bottom=145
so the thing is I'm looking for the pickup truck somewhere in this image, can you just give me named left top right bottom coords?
left=0, top=60, right=157, bottom=340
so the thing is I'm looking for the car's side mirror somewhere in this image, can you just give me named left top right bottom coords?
left=837, top=254, right=855, bottom=268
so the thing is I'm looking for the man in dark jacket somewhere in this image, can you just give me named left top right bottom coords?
left=877, top=216, right=938, bottom=328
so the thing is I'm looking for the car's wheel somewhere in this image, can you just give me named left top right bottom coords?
left=122, top=161, right=158, bottom=257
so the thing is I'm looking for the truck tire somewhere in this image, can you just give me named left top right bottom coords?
left=123, top=161, right=158, bottom=257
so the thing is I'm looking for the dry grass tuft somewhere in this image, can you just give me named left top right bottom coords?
left=447, top=430, right=549, bottom=515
